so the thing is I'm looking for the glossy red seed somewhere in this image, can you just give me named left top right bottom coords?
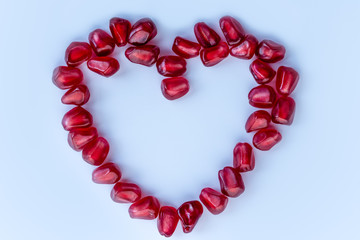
left=82, top=137, right=109, bottom=166
left=111, top=182, right=142, bottom=203
left=253, top=128, right=282, bottom=151
left=128, top=18, right=157, bottom=46
left=62, top=107, right=93, bottom=131
left=52, top=66, right=83, bottom=90
left=65, top=42, right=92, bottom=67
left=157, top=206, right=179, bottom=237
left=219, top=16, right=245, bottom=46
left=248, top=85, right=276, bottom=108
left=156, top=56, right=187, bottom=77
left=92, top=162, right=121, bottom=184
left=129, top=196, right=160, bottom=220
left=109, top=17, right=131, bottom=47
left=199, top=188, right=228, bottom=215
left=61, top=85, right=90, bottom=106
left=88, top=29, right=115, bottom=56
left=68, top=127, right=98, bottom=151
left=87, top=57, right=120, bottom=77
left=194, top=22, right=221, bottom=48
left=233, top=142, right=255, bottom=172
left=256, top=40, right=286, bottom=63
left=172, top=36, right=201, bottom=59
left=249, top=59, right=276, bottom=84
left=271, top=97, right=296, bottom=125
left=245, top=110, right=271, bottom=132
left=200, top=42, right=229, bottom=67
left=178, top=201, right=203, bottom=233
left=161, top=77, right=190, bottom=100
left=125, top=45, right=160, bottom=66
left=230, top=34, right=258, bottom=59
left=276, top=66, right=299, bottom=96
left=218, top=167, right=245, bottom=197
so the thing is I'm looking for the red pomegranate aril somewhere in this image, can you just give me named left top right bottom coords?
left=62, top=107, right=93, bottom=131
left=92, top=162, right=121, bottom=184
left=156, top=56, right=187, bottom=77
left=111, top=182, right=142, bottom=203
left=256, top=40, right=286, bottom=63
left=88, top=29, right=115, bottom=56
left=271, top=97, right=296, bottom=125
left=82, top=137, right=109, bottom=166
left=199, top=188, right=228, bottom=215
left=200, top=42, right=229, bottom=67
left=125, top=45, right=160, bottom=66
left=161, top=77, right=190, bottom=100
left=172, top=36, right=201, bottom=59
left=61, top=85, right=90, bottom=106
left=276, top=66, right=299, bottom=96
left=65, top=42, right=92, bottom=67
left=157, top=206, right=179, bottom=237
left=128, top=18, right=157, bottom=46
left=250, top=59, right=276, bottom=84
left=233, top=142, right=255, bottom=172
left=230, top=34, right=258, bottom=59
left=245, top=110, right=271, bottom=132
left=52, top=66, right=83, bottom=90
left=87, top=57, right=120, bottom=77
left=219, top=16, right=245, bottom=46
left=253, top=128, right=282, bottom=151
left=109, top=17, right=131, bottom=47
left=129, top=196, right=160, bottom=220
left=178, top=201, right=203, bottom=233
left=218, top=167, right=245, bottom=197
left=194, top=22, right=221, bottom=48
left=248, top=85, right=276, bottom=108
left=68, top=127, right=98, bottom=151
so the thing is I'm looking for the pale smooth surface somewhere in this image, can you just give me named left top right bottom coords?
left=0, top=0, right=359, bottom=239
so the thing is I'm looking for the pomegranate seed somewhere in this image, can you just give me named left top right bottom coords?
left=52, top=66, right=83, bottom=90
left=61, top=85, right=90, bottom=106
left=92, top=162, right=121, bottom=184
left=271, top=97, right=296, bottom=125
left=156, top=56, right=187, bottom=77
left=253, top=128, right=282, bottom=151
left=245, top=110, right=271, bottom=132
left=161, top=77, right=190, bottom=100
left=200, top=42, right=229, bottom=67
left=68, top=127, right=98, bottom=151
left=129, top=196, right=160, bottom=220
left=82, top=137, right=109, bottom=166
left=248, top=85, right=276, bottom=108
left=125, top=45, right=160, bottom=66
left=276, top=66, right=299, bottom=96
left=65, top=42, right=92, bottom=67
left=128, top=18, right=157, bottom=45
left=249, top=59, right=276, bottom=84
left=172, top=36, right=201, bottom=59
left=88, top=29, right=115, bottom=56
left=109, top=17, right=131, bottom=47
left=233, top=142, right=255, bottom=172
left=87, top=57, right=120, bottom=77
left=219, top=16, right=245, bottom=46
left=111, top=182, right=142, bottom=203
left=256, top=40, right=286, bottom=63
left=199, top=188, right=228, bottom=215
left=157, top=206, right=179, bottom=237
left=62, top=107, right=93, bottom=131
left=230, top=34, right=258, bottom=59
left=194, top=22, right=220, bottom=48
left=218, top=167, right=245, bottom=197
left=178, top=201, right=203, bottom=233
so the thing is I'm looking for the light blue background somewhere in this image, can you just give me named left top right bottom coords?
left=0, top=0, right=359, bottom=239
